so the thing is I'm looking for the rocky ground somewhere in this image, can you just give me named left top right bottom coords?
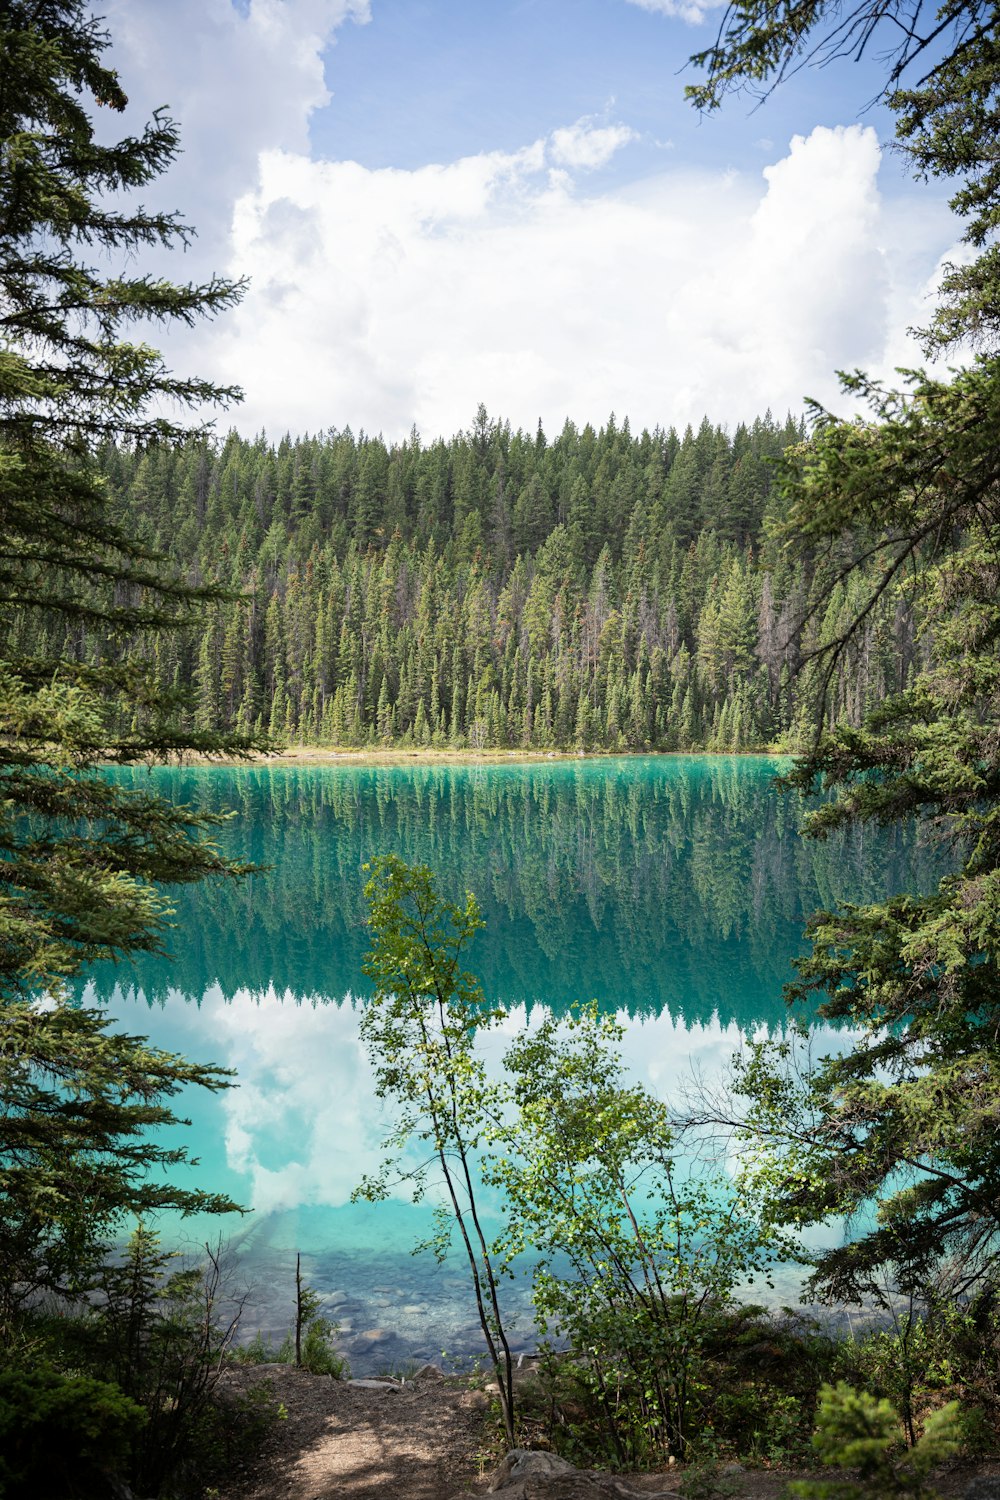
left=211, top=1364, right=1000, bottom=1500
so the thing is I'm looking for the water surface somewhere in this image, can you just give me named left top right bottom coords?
left=81, top=757, right=934, bottom=1369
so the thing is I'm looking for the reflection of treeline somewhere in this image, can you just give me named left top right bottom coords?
left=81, top=761, right=942, bottom=1027
left=28, top=410, right=923, bottom=751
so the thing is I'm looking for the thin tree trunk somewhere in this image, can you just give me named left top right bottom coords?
left=295, top=1251, right=303, bottom=1367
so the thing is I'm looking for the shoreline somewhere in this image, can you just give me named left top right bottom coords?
left=179, top=744, right=794, bottom=768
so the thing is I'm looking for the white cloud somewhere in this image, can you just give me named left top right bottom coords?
left=126, top=988, right=756, bottom=1217
left=624, top=0, right=727, bottom=26
left=86, top=5, right=959, bottom=445
left=204, top=121, right=957, bottom=441
left=206, top=991, right=389, bottom=1213
left=682, top=125, right=889, bottom=395
left=549, top=119, right=639, bottom=170
left=99, top=0, right=370, bottom=262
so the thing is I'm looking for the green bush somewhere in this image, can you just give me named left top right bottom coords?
left=189, top=1378, right=289, bottom=1484
left=0, top=1365, right=146, bottom=1499
left=232, top=1312, right=348, bottom=1378
left=679, top=1459, right=745, bottom=1500
left=234, top=1329, right=296, bottom=1365
left=300, top=1315, right=349, bottom=1377
left=695, top=1304, right=837, bottom=1462
left=489, top=1007, right=799, bottom=1468
left=75, top=1227, right=246, bottom=1495
left=23, top=1226, right=288, bottom=1497
left=519, top=1303, right=834, bottom=1470
left=790, top=1382, right=964, bottom=1500
left=838, top=1296, right=1000, bottom=1448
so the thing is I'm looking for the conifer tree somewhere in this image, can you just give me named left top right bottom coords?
left=689, top=0, right=1000, bottom=1296
left=0, top=0, right=256, bottom=1308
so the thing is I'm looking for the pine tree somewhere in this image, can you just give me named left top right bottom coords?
left=0, top=0, right=255, bottom=1312
left=688, top=0, right=1000, bottom=1297
left=76, top=411, right=920, bottom=754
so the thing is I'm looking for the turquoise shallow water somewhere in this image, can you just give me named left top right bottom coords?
left=78, top=756, right=934, bottom=1370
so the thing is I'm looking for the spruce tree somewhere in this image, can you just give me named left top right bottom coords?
left=0, top=0, right=256, bottom=1312
left=689, top=1, right=1000, bottom=1296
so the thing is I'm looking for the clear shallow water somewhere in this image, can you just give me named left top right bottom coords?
left=78, top=756, right=936, bottom=1370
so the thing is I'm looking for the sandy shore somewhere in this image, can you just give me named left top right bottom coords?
left=180, top=745, right=788, bottom=767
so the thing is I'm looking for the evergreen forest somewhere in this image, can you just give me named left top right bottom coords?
left=6, top=0, right=1000, bottom=1494
left=52, top=404, right=923, bottom=752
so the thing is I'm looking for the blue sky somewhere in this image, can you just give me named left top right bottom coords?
left=102, top=0, right=960, bottom=442
left=312, top=0, right=896, bottom=178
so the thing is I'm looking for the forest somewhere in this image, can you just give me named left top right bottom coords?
left=5, top=0, right=1000, bottom=1495
left=57, top=405, right=918, bottom=752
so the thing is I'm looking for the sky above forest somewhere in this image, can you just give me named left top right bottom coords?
left=100, top=0, right=964, bottom=443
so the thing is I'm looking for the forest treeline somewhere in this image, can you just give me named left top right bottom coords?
left=54, top=406, right=921, bottom=751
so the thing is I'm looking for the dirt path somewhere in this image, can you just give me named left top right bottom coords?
left=215, top=1366, right=493, bottom=1500
left=214, top=1366, right=1000, bottom=1500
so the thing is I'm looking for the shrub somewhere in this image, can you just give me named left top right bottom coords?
left=192, top=1378, right=289, bottom=1485
left=519, top=1302, right=834, bottom=1469
left=838, top=1294, right=1000, bottom=1448
left=231, top=1282, right=348, bottom=1380
left=488, top=1006, right=798, bottom=1467
left=300, top=1315, right=349, bottom=1377
left=33, top=1226, right=266, bottom=1497
left=0, top=1365, right=146, bottom=1499
left=790, top=1382, right=964, bottom=1500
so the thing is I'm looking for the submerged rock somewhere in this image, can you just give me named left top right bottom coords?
left=352, top=1327, right=395, bottom=1345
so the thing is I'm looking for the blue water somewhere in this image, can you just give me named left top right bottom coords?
left=78, top=757, right=933, bottom=1369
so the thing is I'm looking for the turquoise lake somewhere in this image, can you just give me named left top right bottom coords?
left=79, top=756, right=934, bottom=1371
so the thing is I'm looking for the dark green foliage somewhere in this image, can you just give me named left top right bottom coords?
left=72, top=1227, right=241, bottom=1495
left=838, top=1295, right=1000, bottom=1450
left=680, top=0, right=1000, bottom=1313
left=0, top=0, right=260, bottom=1005
left=197, top=1377, right=289, bottom=1481
left=55, top=404, right=924, bottom=753
left=0, top=0, right=242, bottom=447
left=298, top=1316, right=348, bottom=1378
left=678, top=1460, right=745, bottom=1500
left=234, top=1319, right=347, bottom=1378
left=12, top=1229, right=285, bottom=1498
left=0, top=0, right=255, bottom=1311
left=0, top=6, right=263, bottom=1492
left=790, top=1382, right=964, bottom=1500
left=0, top=1005, right=238, bottom=1332
left=0, top=1365, right=145, bottom=1500
left=697, top=1306, right=837, bottom=1462
left=684, top=1, right=988, bottom=116
left=235, top=1327, right=295, bottom=1365
left=519, top=1304, right=835, bottom=1470
left=754, top=366, right=1000, bottom=1297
